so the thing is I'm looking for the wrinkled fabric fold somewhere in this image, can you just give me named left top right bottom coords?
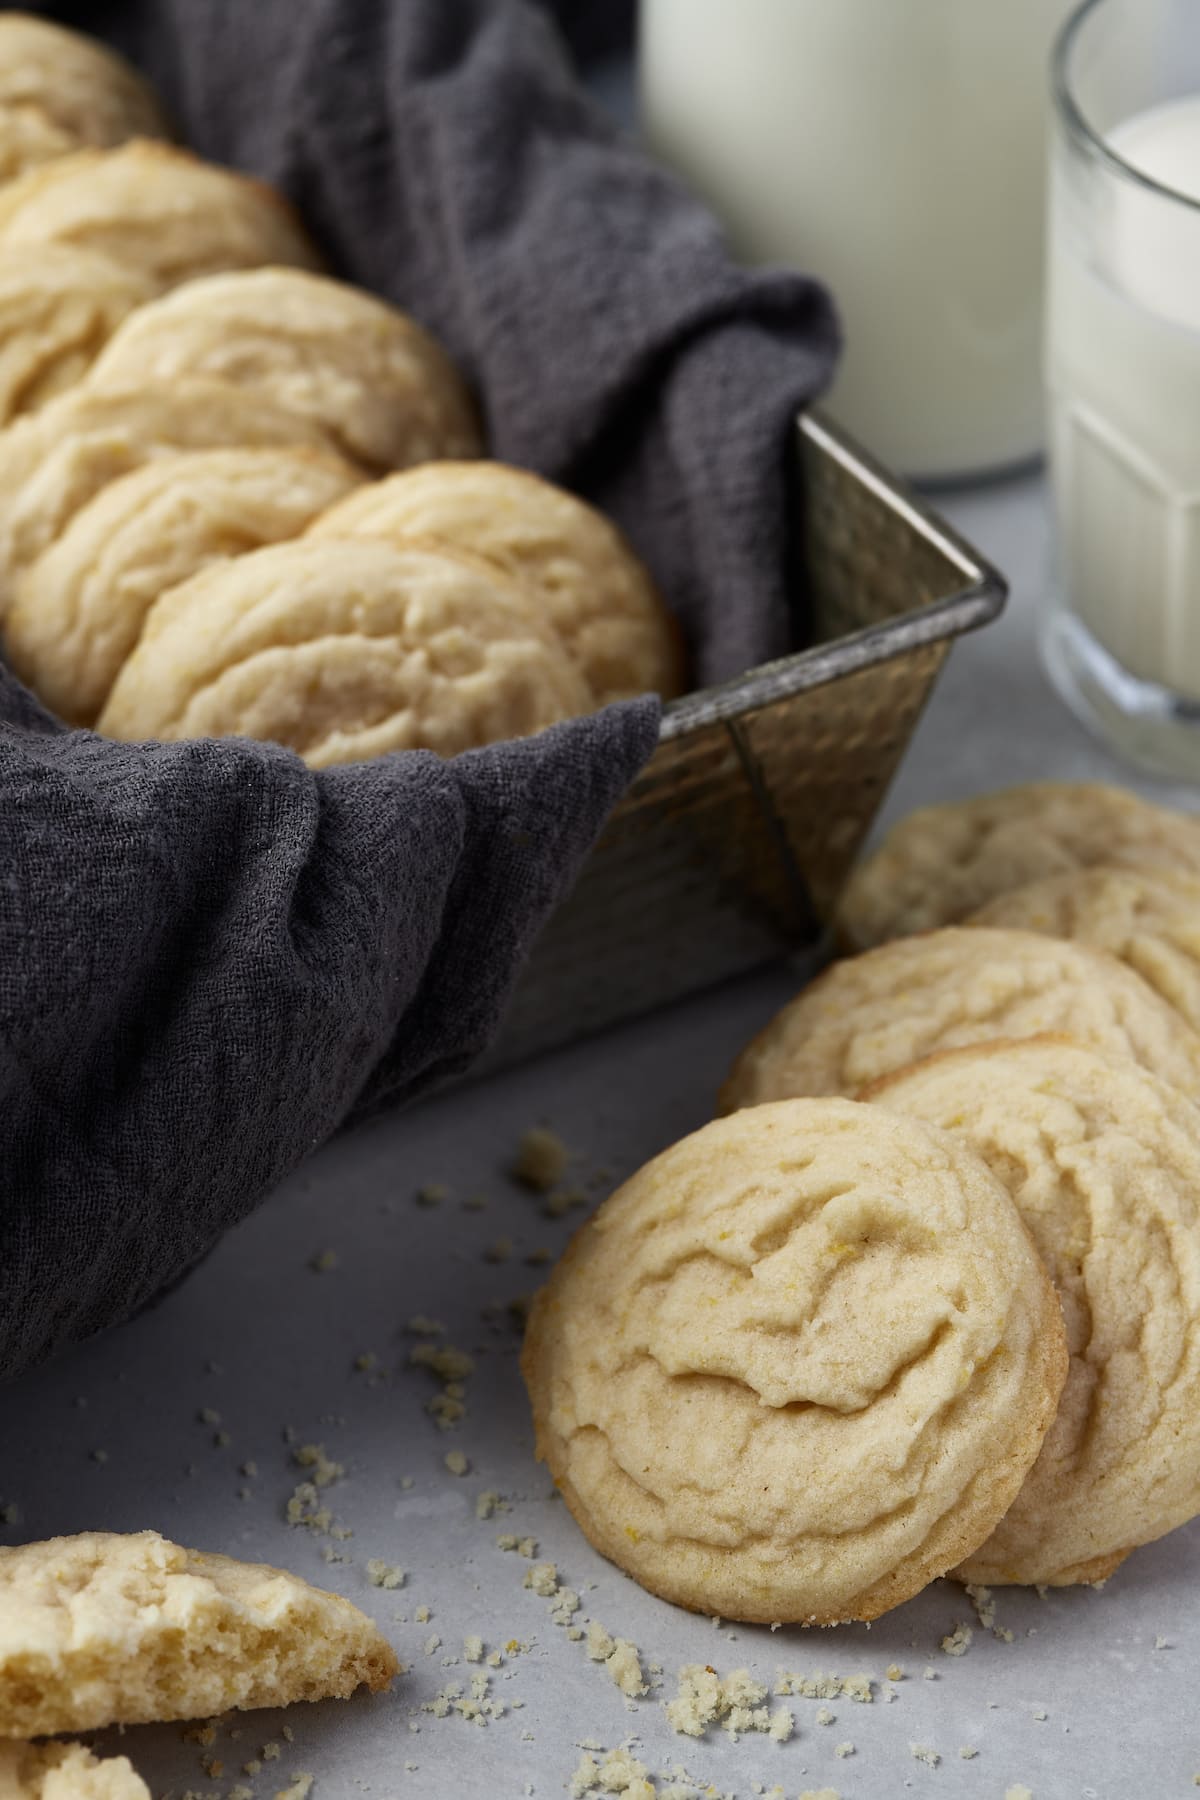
left=2, top=0, right=838, bottom=1379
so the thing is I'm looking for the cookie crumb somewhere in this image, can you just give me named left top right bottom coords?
left=309, top=1248, right=337, bottom=1272
left=512, top=1127, right=569, bottom=1191
left=274, top=1778, right=313, bottom=1800
left=940, top=1622, right=973, bottom=1657
left=415, top=1184, right=448, bottom=1208
left=885, top=1662, right=904, bottom=1681
left=834, top=1742, right=854, bottom=1759
left=815, top=1707, right=835, bottom=1727
left=910, top=1744, right=940, bottom=1767
left=444, top=1450, right=469, bottom=1477
left=475, top=1489, right=506, bottom=1519
left=1005, top=1788, right=1034, bottom=1800
left=366, top=1560, right=405, bottom=1590
left=959, top=1746, right=978, bottom=1760
left=415, top=1604, right=432, bottom=1624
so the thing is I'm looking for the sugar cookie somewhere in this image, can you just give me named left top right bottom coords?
left=523, top=1100, right=1067, bottom=1624
left=87, top=268, right=481, bottom=474
left=837, top=783, right=1200, bottom=950
left=0, top=1529, right=397, bottom=1738
left=0, top=379, right=335, bottom=617
left=310, top=461, right=684, bottom=705
left=0, top=142, right=319, bottom=291
left=968, top=866, right=1200, bottom=1037
left=0, top=15, right=167, bottom=152
left=867, top=1037, right=1200, bottom=1586
left=6, top=445, right=361, bottom=724
left=0, top=247, right=157, bottom=425
left=720, top=927, right=1200, bottom=1109
left=98, top=536, right=593, bottom=765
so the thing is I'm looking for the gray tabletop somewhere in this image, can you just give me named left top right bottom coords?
left=4, top=468, right=1198, bottom=1800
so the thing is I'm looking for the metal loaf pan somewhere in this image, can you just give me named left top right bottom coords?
left=485, top=409, right=1007, bottom=1069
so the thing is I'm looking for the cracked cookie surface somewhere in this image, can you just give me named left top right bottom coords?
left=6, top=445, right=360, bottom=724
left=968, top=866, right=1200, bottom=1038
left=98, top=535, right=593, bottom=765
left=868, top=1037, right=1200, bottom=1586
left=522, top=1099, right=1066, bottom=1623
left=837, top=783, right=1200, bottom=950
left=0, top=142, right=319, bottom=291
left=88, top=268, right=481, bottom=476
left=720, top=928, right=1200, bottom=1110
left=309, top=460, right=684, bottom=706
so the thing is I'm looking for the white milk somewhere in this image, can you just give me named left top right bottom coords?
left=640, top=0, right=1074, bottom=478
left=1047, top=95, right=1200, bottom=699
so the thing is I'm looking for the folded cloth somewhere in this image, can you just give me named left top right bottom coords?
left=1, top=0, right=838, bottom=1380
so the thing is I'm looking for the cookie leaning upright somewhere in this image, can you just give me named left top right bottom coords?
left=0, top=14, right=168, bottom=170
left=4, top=446, right=362, bottom=725
left=0, top=1529, right=398, bottom=1738
left=0, top=142, right=319, bottom=290
left=522, top=1100, right=1067, bottom=1625
left=309, top=461, right=685, bottom=705
left=0, top=379, right=338, bottom=619
left=0, top=247, right=155, bottom=426
left=97, top=536, right=594, bottom=766
left=86, top=268, right=482, bottom=475
left=719, top=927, right=1200, bottom=1108
left=836, top=782, right=1200, bottom=949
left=866, top=1037, right=1200, bottom=1587
left=967, top=866, right=1200, bottom=1036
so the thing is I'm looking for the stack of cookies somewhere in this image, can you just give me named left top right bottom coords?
left=0, top=14, right=683, bottom=766
left=524, top=781, right=1200, bottom=1623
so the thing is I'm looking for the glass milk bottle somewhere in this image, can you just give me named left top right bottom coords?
left=640, top=0, right=1076, bottom=481
left=1044, top=0, right=1200, bottom=779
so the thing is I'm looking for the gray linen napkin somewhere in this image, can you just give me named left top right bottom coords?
left=1, top=0, right=838, bottom=1380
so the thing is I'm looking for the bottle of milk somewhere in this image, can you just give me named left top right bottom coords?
left=640, top=0, right=1076, bottom=481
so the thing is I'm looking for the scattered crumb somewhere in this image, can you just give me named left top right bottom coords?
left=1005, top=1789, right=1034, bottom=1800
left=444, top=1450, right=469, bottom=1477
left=416, top=1184, right=448, bottom=1208
left=464, top=1636, right=484, bottom=1664
left=775, top=1672, right=873, bottom=1703
left=274, top=1775, right=314, bottom=1799
left=407, top=1314, right=445, bottom=1334
left=815, top=1707, right=835, bottom=1727
left=416, top=1605, right=432, bottom=1624
left=476, top=1490, right=507, bottom=1520
left=484, top=1238, right=513, bottom=1264
left=569, top=1747, right=652, bottom=1799
left=525, top=1248, right=553, bottom=1266
left=665, top=1665, right=786, bottom=1740
left=1031, top=1707, right=1047, bottom=1722
left=366, top=1560, right=405, bottom=1590
left=959, top=1747, right=978, bottom=1760
left=463, top=1193, right=488, bottom=1212
left=0, top=1503, right=17, bottom=1527
left=1155, top=1635, right=1171, bottom=1650
left=965, top=1583, right=997, bottom=1630
left=940, top=1622, right=973, bottom=1657
left=353, top=1352, right=377, bottom=1373
left=885, top=1663, right=904, bottom=1681
left=309, top=1249, right=338, bottom=1272
left=798, top=1792, right=840, bottom=1800
left=423, top=1635, right=441, bottom=1657
left=293, top=1444, right=344, bottom=1488
left=198, top=1408, right=221, bottom=1427
left=922, top=1666, right=937, bottom=1680
left=91, top=1448, right=108, bottom=1464
left=240, top=1461, right=258, bottom=1479
left=910, top=1744, right=941, bottom=1767
left=834, top=1742, right=854, bottom=1759
left=524, top=1562, right=560, bottom=1598
left=512, top=1126, right=569, bottom=1191
left=262, top=1744, right=281, bottom=1762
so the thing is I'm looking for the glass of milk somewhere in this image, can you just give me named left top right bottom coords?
left=640, top=0, right=1076, bottom=481
left=1044, top=0, right=1200, bottom=778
